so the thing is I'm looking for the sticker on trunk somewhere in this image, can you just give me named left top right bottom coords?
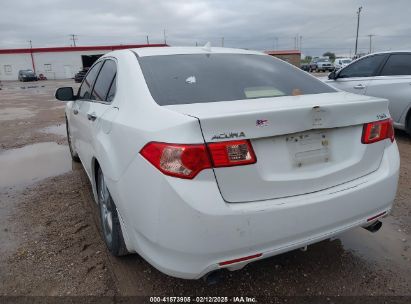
left=256, top=119, right=269, bottom=127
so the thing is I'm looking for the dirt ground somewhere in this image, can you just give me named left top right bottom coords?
left=0, top=80, right=410, bottom=299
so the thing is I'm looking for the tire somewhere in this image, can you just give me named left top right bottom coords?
left=97, top=167, right=129, bottom=256
left=65, top=117, right=80, bottom=162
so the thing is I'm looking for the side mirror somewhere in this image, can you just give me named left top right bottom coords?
left=55, top=87, right=75, bottom=101
left=328, top=70, right=338, bottom=80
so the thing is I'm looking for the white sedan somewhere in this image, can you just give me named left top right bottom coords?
left=55, top=46, right=400, bottom=280
left=326, top=51, right=411, bottom=134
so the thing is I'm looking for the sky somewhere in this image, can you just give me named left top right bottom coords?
left=1, top=0, right=411, bottom=57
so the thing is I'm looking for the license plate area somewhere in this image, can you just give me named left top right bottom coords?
left=286, top=130, right=329, bottom=167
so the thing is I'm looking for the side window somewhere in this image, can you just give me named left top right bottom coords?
left=78, top=61, right=103, bottom=100
left=91, top=59, right=117, bottom=102
left=380, top=54, right=411, bottom=76
left=106, top=75, right=117, bottom=103
left=339, top=55, right=386, bottom=78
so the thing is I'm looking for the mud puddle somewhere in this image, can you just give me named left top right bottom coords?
left=336, top=217, right=410, bottom=269
left=0, top=107, right=36, bottom=121
left=39, top=124, right=66, bottom=137
left=0, top=142, right=72, bottom=189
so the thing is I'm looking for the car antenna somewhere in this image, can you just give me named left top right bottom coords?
left=202, top=41, right=211, bottom=52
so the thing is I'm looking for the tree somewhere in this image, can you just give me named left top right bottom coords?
left=303, top=55, right=312, bottom=63
left=323, top=52, right=336, bottom=61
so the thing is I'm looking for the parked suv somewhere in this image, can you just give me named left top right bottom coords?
left=309, top=58, right=334, bottom=72
left=326, top=51, right=411, bottom=135
left=334, top=58, right=352, bottom=70
left=18, top=70, right=37, bottom=82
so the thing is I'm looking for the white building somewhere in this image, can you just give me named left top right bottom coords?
left=0, top=44, right=166, bottom=81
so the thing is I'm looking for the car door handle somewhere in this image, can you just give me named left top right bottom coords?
left=73, top=109, right=79, bottom=115
left=354, top=84, right=365, bottom=89
left=87, top=112, right=97, bottom=121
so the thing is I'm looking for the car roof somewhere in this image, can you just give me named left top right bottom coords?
left=350, top=50, right=411, bottom=63
left=358, top=50, right=411, bottom=59
left=130, top=46, right=265, bottom=57
left=368, top=50, right=411, bottom=55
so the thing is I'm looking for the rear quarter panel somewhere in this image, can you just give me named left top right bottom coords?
left=366, top=75, right=411, bottom=126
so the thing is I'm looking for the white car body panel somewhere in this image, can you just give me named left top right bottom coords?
left=325, top=51, right=411, bottom=131
left=114, top=141, right=398, bottom=278
left=366, top=75, right=411, bottom=127
left=64, top=47, right=400, bottom=279
left=325, top=76, right=372, bottom=95
left=166, top=93, right=390, bottom=202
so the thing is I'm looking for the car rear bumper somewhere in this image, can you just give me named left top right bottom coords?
left=114, top=142, right=399, bottom=279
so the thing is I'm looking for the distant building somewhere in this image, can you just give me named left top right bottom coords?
left=264, top=50, right=301, bottom=67
left=0, top=44, right=167, bottom=81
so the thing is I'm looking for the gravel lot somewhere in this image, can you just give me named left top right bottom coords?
left=0, top=80, right=410, bottom=299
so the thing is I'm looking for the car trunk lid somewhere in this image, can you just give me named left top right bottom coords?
left=165, top=92, right=390, bottom=202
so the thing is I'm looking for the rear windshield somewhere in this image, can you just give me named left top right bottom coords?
left=21, top=70, right=34, bottom=75
left=138, top=54, right=336, bottom=106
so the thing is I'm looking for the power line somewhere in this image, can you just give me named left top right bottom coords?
left=69, top=34, right=78, bottom=47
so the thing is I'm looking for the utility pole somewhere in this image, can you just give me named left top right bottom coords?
left=146, top=35, right=150, bottom=44
left=299, top=35, right=302, bottom=51
left=163, top=29, right=167, bottom=44
left=367, top=34, right=375, bottom=53
left=28, top=40, right=35, bottom=73
left=354, top=6, right=362, bottom=56
left=221, top=37, right=224, bottom=47
left=69, top=34, right=78, bottom=47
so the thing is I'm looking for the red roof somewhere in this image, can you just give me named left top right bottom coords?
left=0, top=44, right=168, bottom=54
left=264, top=50, right=301, bottom=55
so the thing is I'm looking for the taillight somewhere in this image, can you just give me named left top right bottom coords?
left=140, top=139, right=256, bottom=179
left=362, top=118, right=394, bottom=144
left=140, top=142, right=211, bottom=179
left=207, top=140, right=256, bottom=167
